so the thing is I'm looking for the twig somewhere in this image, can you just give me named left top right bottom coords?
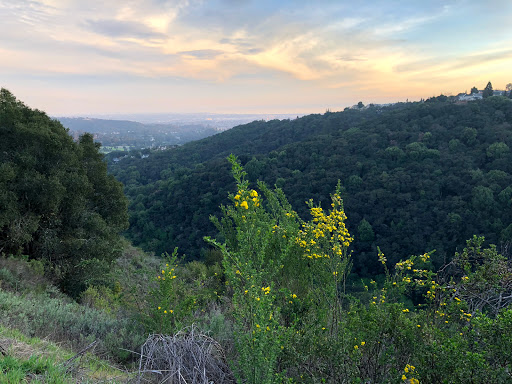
left=62, top=340, right=99, bottom=371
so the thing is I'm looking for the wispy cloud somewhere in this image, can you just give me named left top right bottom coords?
left=178, top=49, right=225, bottom=60
left=85, top=19, right=167, bottom=39
left=1, top=0, right=511, bottom=114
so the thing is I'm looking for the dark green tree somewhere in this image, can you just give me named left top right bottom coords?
left=357, top=219, right=375, bottom=243
left=483, top=81, right=494, bottom=98
left=470, top=86, right=479, bottom=94
left=0, top=89, right=128, bottom=295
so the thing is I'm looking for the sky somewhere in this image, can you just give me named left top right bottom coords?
left=1, top=0, right=512, bottom=116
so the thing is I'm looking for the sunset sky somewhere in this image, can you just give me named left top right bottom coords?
left=1, top=0, right=512, bottom=116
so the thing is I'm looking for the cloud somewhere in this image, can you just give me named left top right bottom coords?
left=2, top=0, right=512, bottom=114
left=337, top=56, right=367, bottom=62
left=85, top=19, right=167, bottom=39
left=394, top=47, right=512, bottom=76
left=178, top=49, right=224, bottom=60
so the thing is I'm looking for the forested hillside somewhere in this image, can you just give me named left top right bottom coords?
left=0, top=89, right=128, bottom=295
left=110, top=98, right=512, bottom=275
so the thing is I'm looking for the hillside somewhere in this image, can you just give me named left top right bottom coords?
left=0, top=89, right=129, bottom=295
left=109, top=97, right=512, bottom=275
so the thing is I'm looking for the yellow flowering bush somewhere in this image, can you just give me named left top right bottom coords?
left=294, top=182, right=353, bottom=329
left=206, top=155, right=301, bottom=384
left=206, top=155, right=356, bottom=383
left=142, top=248, right=199, bottom=334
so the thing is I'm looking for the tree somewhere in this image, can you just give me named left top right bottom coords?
left=0, top=88, right=128, bottom=295
left=506, top=83, right=512, bottom=92
left=483, top=81, right=494, bottom=98
left=471, top=86, right=479, bottom=94
left=357, top=218, right=375, bottom=242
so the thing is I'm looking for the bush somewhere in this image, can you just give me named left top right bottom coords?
left=0, top=289, right=145, bottom=362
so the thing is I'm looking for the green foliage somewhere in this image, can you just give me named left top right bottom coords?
left=483, top=81, right=494, bottom=98
left=142, top=249, right=198, bottom=334
left=115, top=244, right=225, bottom=340
left=0, top=89, right=129, bottom=296
left=0, top=354, right=72, bottom=383
left=0, top=255, right=50, bottom=294
left=79, top=284, right=121, bottom=315
left=112, top=98, right=512, bottom=279
left=0, top=289, right=144, bottom=362
left=357, top=218, right=374, bottom=243
left=205, top=156, right=354, bottom=384
left=487, top=141, right=510, bottom=159
left=205, top=155, right=300, bottom=383
left=198, top=159, right=512, bottom=383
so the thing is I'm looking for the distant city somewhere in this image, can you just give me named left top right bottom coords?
left=56, top=113, right=303, bottom=153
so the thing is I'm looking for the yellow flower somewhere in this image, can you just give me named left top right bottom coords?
left=158, top=306, right=161, bottom=310
left=402, top=309, right=409, bottom=313
left=402, top=375, right=407, bottom=381
left=164, top=310, right=167, bottom=314
left=360, top=341, right=365, bottom=346
left=250, top=190, right=258, bottom=197
left=234, top=194, right=241, bottom=200
left=240, top=201, right=249, bottom=209
left=354, top=345, right=358, bottom=350
left=417, top=324, right=421, bottom=328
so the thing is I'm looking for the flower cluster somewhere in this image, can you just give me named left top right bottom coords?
left=402, top=364, right=419, bottom=383
left=234, top=189, right=260, bottom=209
left=296, top=192, right=353, bottom=260
left=157, top=263, right=177, bottom=281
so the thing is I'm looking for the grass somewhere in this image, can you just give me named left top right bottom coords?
left=0, top=325, right=132, bottom=383
left=0, top=253, right=147, bottom=363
